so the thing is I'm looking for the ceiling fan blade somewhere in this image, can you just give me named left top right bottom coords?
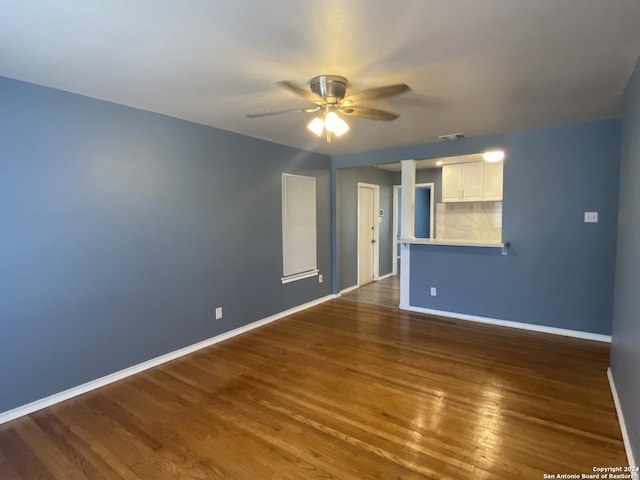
left=339, top=106, right=399, bottom=121
left=246, top=106, right=320, bottom=118
left=276, top=81, right=324, bottom=105
left=342, top=83, right=411, bottom=104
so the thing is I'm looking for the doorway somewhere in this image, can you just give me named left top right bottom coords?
left=392, top=183, right=434, bottom=275
left=357, top=183, right=380, bottom=286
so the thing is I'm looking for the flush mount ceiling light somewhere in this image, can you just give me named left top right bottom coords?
left=483, top=150, right=505, bottom=162
left=247, top=74, right=411, bottom=143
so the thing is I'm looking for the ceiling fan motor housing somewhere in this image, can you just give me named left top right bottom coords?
left=310, top=75, right=348, bottom=103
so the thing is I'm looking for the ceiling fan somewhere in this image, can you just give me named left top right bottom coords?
left=246, top=75, right=411, bottom=143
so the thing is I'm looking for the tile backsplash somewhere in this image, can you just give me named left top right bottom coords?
left=435, top=201, right=502, bottom=242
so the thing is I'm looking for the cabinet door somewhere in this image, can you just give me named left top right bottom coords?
left=461, top=162, right=484, bottom=201
left=483, top=161, right=503, bottom=200
left=442, top=164, right=462, bottom=202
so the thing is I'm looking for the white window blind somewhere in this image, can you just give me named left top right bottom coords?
left=281, top=173, right=318, bottom=283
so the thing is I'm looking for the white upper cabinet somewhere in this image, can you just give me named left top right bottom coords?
left=482, top=161, right=504, bottom=201
left=442, top=161, right=503, bottom=202
left=442, top=164, right=463, bottom=202
left=460, top=161, right=484, bottom=201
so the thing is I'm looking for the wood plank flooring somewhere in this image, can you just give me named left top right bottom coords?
left=341, top=275, right=400, bottom=308
left=0, top=300, right=626, bottom=479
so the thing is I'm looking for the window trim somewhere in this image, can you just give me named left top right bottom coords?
left=281, top=173, right=318, bottom=284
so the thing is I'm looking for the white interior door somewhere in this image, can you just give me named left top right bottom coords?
left=358, top=185, right=376, bottom=286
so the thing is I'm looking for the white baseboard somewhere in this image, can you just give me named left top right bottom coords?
left=402, top=305, right=612, bottom=343
left=337, top=284, right=359, bottom=296
left=0, top=294, right=334, bottom=425
left=338, top=274, right=394, bottom=296
left=376, top=272, right=395, bottom=281
left=608, top=368, right=637, bottom=469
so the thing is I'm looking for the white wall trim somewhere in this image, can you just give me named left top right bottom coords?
left=428, top=182, right=435, bottom=240
left=0, top=294, right=335, bottom=426
left=399, top=243, right=411, bottom=309
left=608, top=368, right=637, bottom=469
left=337, top=284, right=359, bottom=296
left=337, top=274, right=393, bottom=298
left=392, top=185, right=400, bottom=275
left=281, top=269, right=319, bottom=284
left=402, top=305, right=612, bottom=342
left=400, top=159, right=416, bottom=241
left=377, top=272, right=395, bottom=281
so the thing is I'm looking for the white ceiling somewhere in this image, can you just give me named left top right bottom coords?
left=1, top=1, right=639, bottom=155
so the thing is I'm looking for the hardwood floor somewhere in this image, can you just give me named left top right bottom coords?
left=341, top=274, right=400, bottom=308
left=0, top=300, right=626, bottom=479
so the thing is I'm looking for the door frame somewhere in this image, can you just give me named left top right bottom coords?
left=392, top=182, right=435, bottom=275
left=357, top=182, right=380, bottom=286
left=392, top=185, right=400, bottom=276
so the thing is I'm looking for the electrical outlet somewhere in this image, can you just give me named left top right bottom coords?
left=318, top=274, right=323, bottom=283
left=215, top=306, right=223, bottom=320
left=584, top=211, right=599, bottom=223
left=430, top=287, right=437, bottom=296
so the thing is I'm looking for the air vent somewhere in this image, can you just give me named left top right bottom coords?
left=438, top=133, right=465, bottom=141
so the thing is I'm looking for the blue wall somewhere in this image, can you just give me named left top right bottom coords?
left=414, top=187, right=431, bottom=238
left=334, top=119, right=620, bottom=334
left=0, top=77, right=332, bottom=413
left=396, top=187, right=435, bottom=240
left=336, top=167, right=394, bottom=290
left=610, top=58, right=640, bottom=464
left=394, top=168, right=442, bottom=242
left=393, top=168, right=443, bottom=202
left=395, top=182, right=434, bottom=249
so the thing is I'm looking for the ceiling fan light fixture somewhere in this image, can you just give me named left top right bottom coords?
left=248, top=75, right=408, bottom=143
left=307, top=117, right=325, bottom=136
left=324, top=111, right=349, bottom=137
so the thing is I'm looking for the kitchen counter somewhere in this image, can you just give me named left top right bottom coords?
left=399, top=238, right=509, bottom=254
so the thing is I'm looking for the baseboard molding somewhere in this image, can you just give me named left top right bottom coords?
left=0, top=294, right=334, bottom=426
left=608, top=368, right=637, bottom=469
left=338, top=274, right=394, bottom=296
left=337, top=284, right=359, bottom=296
left=376, top=272, right=395, bottom=281
left=402, top=305, right=612, bottom=343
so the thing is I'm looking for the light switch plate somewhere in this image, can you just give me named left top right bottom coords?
left=584, top=212, right=598, bottom=223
